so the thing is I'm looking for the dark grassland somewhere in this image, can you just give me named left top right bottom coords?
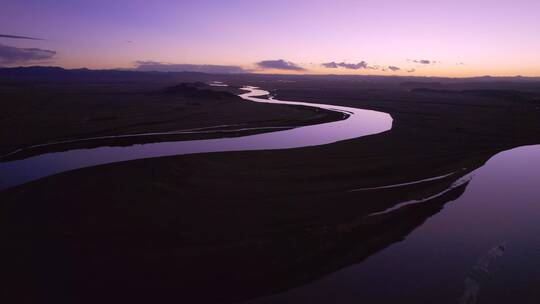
left=1, top=69, right=540, bottom=303
left=0, top=81, right=338, bottom=157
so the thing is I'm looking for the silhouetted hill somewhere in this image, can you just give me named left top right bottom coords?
left=162, top=83, right=236, bottom=99
left=400, top=81, right=445, bottom=89
left=0, top=66, right=216, bottom=83
left=411, top=88, right=540, bottom=103
left=1, top=67, right=539, bottom=92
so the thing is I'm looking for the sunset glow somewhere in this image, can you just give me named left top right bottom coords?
left=1, top=0, right=540, bottom=76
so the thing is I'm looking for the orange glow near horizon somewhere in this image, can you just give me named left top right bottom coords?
left=49, top=60, right=540, bottom=78
left=3, top=1, right=540, bottom=78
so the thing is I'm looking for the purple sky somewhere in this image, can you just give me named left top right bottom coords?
left=1, top=0, right=539, bottom=76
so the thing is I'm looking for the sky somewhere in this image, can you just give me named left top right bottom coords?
left=1, top=0, right=539, bottom=77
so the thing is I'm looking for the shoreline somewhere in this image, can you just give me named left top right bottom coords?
left=1, top=102, right=345, bottom=162
left=0, top=82, right=342, bottom=156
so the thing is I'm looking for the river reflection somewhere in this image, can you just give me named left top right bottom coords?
left=0, top=87, right=391, bottom=190
left=4, top=85, right=539, bottom=304
left=247, top=145, right=540, bottom=304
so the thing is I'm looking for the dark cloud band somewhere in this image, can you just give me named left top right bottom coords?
left=0, top=44, right=56, bottom=64
left=0, top=34, right=42, bottom=40
left=321, top=61, right=377, bottom=70
left=256, top=59, right=305, bottom=71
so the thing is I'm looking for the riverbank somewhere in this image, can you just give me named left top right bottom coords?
left=0, top=82, right=341, bottom=157
left=1, top=76, right=540, bottom=303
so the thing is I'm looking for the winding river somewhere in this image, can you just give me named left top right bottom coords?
left=0, top=86, right=392, bottom=190
left=2, top=84, right=540, bottom=303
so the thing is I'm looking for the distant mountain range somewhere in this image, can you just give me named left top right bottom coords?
left=1, top=66, right=539, bottom=87
left=0, top=66, right=215, bottom=83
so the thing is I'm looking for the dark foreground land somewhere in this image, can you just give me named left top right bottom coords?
left=1, top=68, right=540, bottom=303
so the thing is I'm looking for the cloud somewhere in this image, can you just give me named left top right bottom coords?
left=412, top=59, right=436, bottom=65
left=134, top=61, right=246, bottom=73
left=388, top=66, right=401, bottom=72
left=321, top=61, right=378, bottom=70
left=0, top=34, right=42, bottom=40
left=406, top=68, right=416, bottom=73
left=338, top=61, right=367, bottom=69
left=0, top=44, right=56, bottom=64
left=321, top=61, right=339, bottom=68
left=256, top=59, right=305, bottom=71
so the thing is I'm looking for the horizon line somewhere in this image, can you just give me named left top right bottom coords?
left=1, top=65, right=539, bottom=80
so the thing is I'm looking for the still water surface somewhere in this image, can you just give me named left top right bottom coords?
left=0, top=87, right=392, bottom=190
left=248, top=144, right=540, bottom=304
